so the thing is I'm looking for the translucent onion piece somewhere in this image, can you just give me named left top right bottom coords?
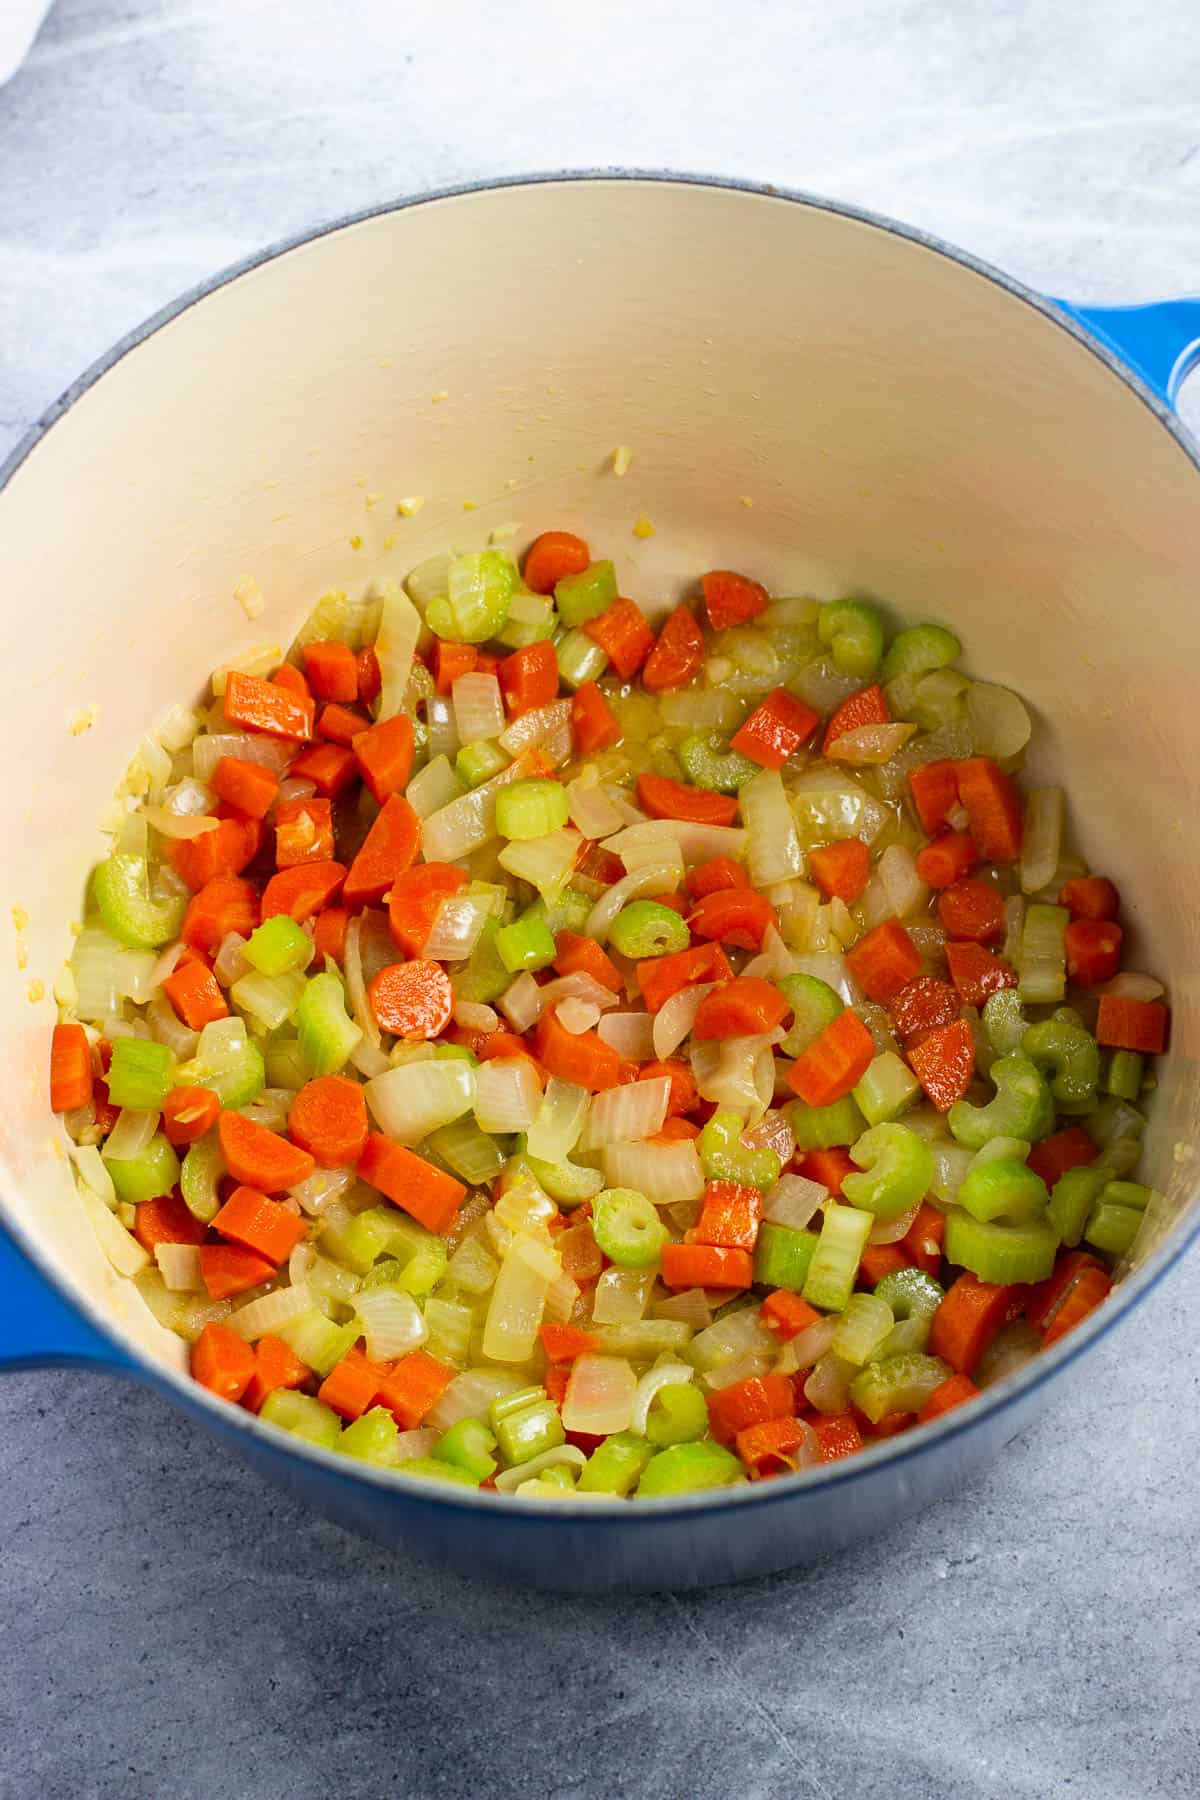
left=498, top=829, right=583, bottom=898
left=499, top=699, right=573, bottom=765
left=374, top=580, right=422, bottom=722
left=474, top=1057, right=542, bottom=1134
left=603, top=1138, right=704, bottom=1205
left=68, top=1144, right=116, bottom=1206
left=142, top=804, right=219, bottom=840
left=425, top=694, right=460, bottom=762
left=561, top=1353, right=637, bottom=1436
left=426, top=1367, right=527, bottom=1432
left=405, top=552, right=451, bottom=609
left=78, top=1185, right=148, bottom=1277
left=455, top=999, right=500, bottom=1033
left=652, top=981, right=716, bottom=1059
left=394, top=1428, right=440, bottom=1463
left=115, top=949, right=160, bottom=1005
left=691, top=1034, right=778, bottom=1121
left=650, top=1287, right=713, bottom=1330
left=543, top=1270, right=581, bottom=1325
left=423, top=894, right=492, bottom=962
left=868, top=1200, right=922, bottom=1245
left=148, top=940, right=185, bottom=989
left=213, top=932, right=252, bottom=989
left=498, top=971, right=543, bottom=1033
left=536, top=972, right=620, bottom=1016
left=596, top=1011, right=656, bottom=1060
left=191, top=731, right=293, bottom=782
left=1020, top=787, right=1064, bottom=896
left=744, top=1108, right=797, bottom=1165
left=153, top=702, right=202, bottom=753
left=228, top=1284, right=313, bottom=1342
left=452, top=672, right=506, bottom=744
left=603, top=818, right=748, bottom=871
left=790, top=1315, right=839, bottom=1370
left=1002, top=895, right=1026, bottom=964
left=586, top=860, right=685, bottom=943
left=481, top=1232, right=559, bottom=1362
left=104, top=1107, right=158, bottom=1162
left=824, top=721, right=918, bottom=764
left=289, top=1166, right=357, bottom=1215
left=804, top=1350, right=857, bottom=1414
left=365, top=1060, right=474, bottom=1144
left=406, top=755, right=463, bottom=821
left=566, top=774, right=624, bottom=840
left=929, top=1142, right=975, bottom=1204
left=71, top=927, right=121, bottom=1024
left=741, top=768, right=803, bottom=887
left=741, top=924, right=799, bottom=983
left=791, top=765, right=889, bottom=846
left=556, top=997, right=601, bottom=1036
left=526, top=1078, right=589, bottom=1163
left=288, top=1242, right=315, bottom=1290
left=344, top=915, right=380, bottom=1049
left=580, top=1076, right=671, bottom=1149
left=1101, top=971, right=1165, bottom=1002
left=689, top=1305, right=776, bottom=1375
left=658, top=687, right=742, bottom=731
left=494, top=1445, right=587, bottom=1493
left=630, top=1362, right=696, bottom=1435
left=974, top=1318, right=1043, bottom=1388
left=240, top=1089, right=292, bottom=1132
left=154, top=1243, right=203, bottom=1292
left=347, top=1037, right=391, bottom=1080
left=354, top=1285, right=429, bottom=1362
left=763, top=1173, right=828, bottom=1229
left=276, top=776, right=318, bottom=806
left=591, top=1267, right=656, bottom=1325
left=967, top=682, right=1032, bottom=759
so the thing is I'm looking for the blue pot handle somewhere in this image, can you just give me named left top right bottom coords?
left=0, top=1218, right=131, bottom=1371
left=1055, top=298, right=1200, bottom=407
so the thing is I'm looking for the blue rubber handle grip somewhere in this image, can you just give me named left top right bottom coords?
left=1055, top=299, right=1200, bottom=407
left=0, top=1219, right=131, bottom=1371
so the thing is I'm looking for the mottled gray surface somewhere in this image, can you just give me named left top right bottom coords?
left=2, top=2, right=1200, bottom=1796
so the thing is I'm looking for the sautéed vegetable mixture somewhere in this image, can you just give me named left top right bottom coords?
left=49, top=532, right=1169, bottom=1497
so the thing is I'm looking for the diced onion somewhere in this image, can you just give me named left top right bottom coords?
left=581, top=1077, right=671, bottom=1149
left=526, top=1078, right=589, bottom=1163
left=154, top=1243, right=203, bottom=1291
left=374, top=580, right=422, bottom=722
left=498, top=699, right=573, bottom=765
left=142, top=805, right=219, bottom=840
left=354, top=1285, right=428, bottom=1362
left=365, top=1060, right=475, bottom=1144
left=536, top=972, right=619, bottom=1016
left=406, top=755, right=463, bottom=820
left=603, top=1138, right=704, bottom=1204
left=153, top=702, right=202, bottom=753
left=764, top=1173, right=827, bottom=1229
left=228, top=1283, right=313, bottom=1341
left=861, top=843, right=930, bottom=928
left=556, top=997, right=601, bottom=1035
left=652, top=982, right=716, bottom=1059
left=213, top=932, right=252, bottom=988
left=586, top=860, right=685, bottom=943
left=603, top=819, right=747, bottom=869
left=630, top=1363, right=695, bottom=1435
left=967, top=682, right=1032, bottom=759
left=561, top=1353, right=637, bottom=1436
left=495, top=1445, right=588, bottom=1492
left=452, top=672, right=506, bottom=744
left=68, top=1144, right=116, bottom=1206
left=804, top=1351, right=856, bottom=1414
left=474, top=1057, right=542, bottom=1133
left=543, top=1270, right=581, bottom=1325
left=741, top=924, right=799, bottom=982
left=791, top=765, right=889, bottom=846
left=71, top=927, right=121, bottom=1024
left=191, top=731, right=292, bottom=782
left=1102, top=971, right=1165, bottom=1001
left=104, top=1107, right=158, bottom=1162
left=741, top=768, right=803, bottom=887
left=482, top=1233, right=560, bottom=1362
left=277, top=776, right=318, bottom=806
left=426, top=1367, right=527, bottom=1432
left=423, top=894, right=492, bottom=962
left=596, top=1011, right=656, bottom=1060
left=115, top=949, right=160, bottom=1005
left=825, top=722, right=919, bottom=764
left=591, top=1267, right=655, bottom=1325
left=1003, top=895, right=1025, bottom=963
left=743, top=1108, right=796, bottom=1164
left=1020, top=787, right=1063, bottom=896
left=691, top=1034, right=778, bottom=1122
left=790, top=1315, right=839, bottom=1369
left=78, top=1185, right=149, bottom=1277
left=344, top=915, right=380, bottom=1048
left=241, top=1088, right=293, bottom=1132
left=347, top=1038, right=391, bottom=1079
left=498, top=971, right=543, bottom=1032
left=868, top=1200, right=921, bottom=1244
left=289, top=1166, right=357, bottom=1215
left=567, top=775, right=624, bottom=840
left=650, top=1287, right=713, bottom=1330
left=455, top=1000, right=499, bottom=1033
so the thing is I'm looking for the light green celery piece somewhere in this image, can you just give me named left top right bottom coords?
left=880, top=623, right=961, bottom=684
left=645, top=1383, right=709, bottom=1447
left=456, top=739, right=510, bottom=788
left=427, top=551, right=515, bottom=643
left=802, top=1204, right=873, bottom=1313
left=909, top=668, right=969, bottom=730
left=948, top=1055, right=1053, bottom=1149
left=106, top=1038, right=175, bottom=1112
left=490, top=1388, right=564, bottom=1465
left=1103, top=1179, right=1152, bottom=1212
left=555, top=628, right=609, bottom=690
left=1084, top=1201, right=1142, bottom=1258
left=434, top=1418, right=499, bottom=1480
left=1022, top=1018, right=1100, bottom=1112
left=182, top=1038, right=265, bottom=1110
left=525, top=1153, right=604, bottom=1205
left=399, top=1456, right=482, bottom=1489
left=451, top=915, right=512, bottom=1006
left=554, top=559, right=618, bottom=627
left=338, top=1407, right=401, bottom=1466
left=700, top=1111, right=781, bottom=1190
left=969, top=1135, right=1031, bottom=1169
left=296, top=971, right=361, bottom=1076
left=277, top=1312, right=359, bottom=1378
left=244, top=914, right=312, bottom=977
left=388, top=1217, right=450, bottom=1296
left=592, top=1188, right=670, bottom=1270
left=786, top=1095, right=869, bottom=1153
left=957, top=1158, right=1050, bottom=1225
left=526, top=887, right=594, bottom=937
left=180, top=1133, right=223, bottom=1224
left=817, top=599, right=885, bottom=678
left=753, top=1222, right=819, bottom=1292
left=261, top=1390, right=343, bottom=1449
left=849, top=1353, right=952, bottom=1425
left=495, top=778, right=569, bottom=841
left=578, top=1432, right=658, bottom=1495
left=831, top=1292, right=895, bottom=1366
left=230, top=968, right=307, bottom=1033
left=1047, top=1166, right=1109, bottom=1247
left=853, top=1051, right=920, bottom=1126
left=495, top=910, right=557, bottom=975
left=777, top=974, right=844, bottom=1058
left=93, top=853, right=185, bottom=949
left=609, top=901, right=690, bottom=959
left=875, top=1267, right=944, bottom=1319
left=677, top=734, right=758, bottom=794
left=425, top=1116, right=507, bottom=1186
left=983, top=989, right=1027, bottom=1058
left=943, top=1209, right=1060, bottom=1284
left=495, top=588, right=556, bottom=650
left=635, top=1440, right=744, bottom=1497
left=842, top=1124, right=934, bottom=1219
left=265, top=1036, right=309, bottom=1091
left=592, top=1320, right=693, bottom=1360
left=1017, top=904, right=1069, bottom=1005
left=1104, top=1049, right=1144, bottom=1102
left=103, top=1134, right=180, bottom=1206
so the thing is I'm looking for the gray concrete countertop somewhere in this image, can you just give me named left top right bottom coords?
left=2, top=4, right=1199, bottom=1795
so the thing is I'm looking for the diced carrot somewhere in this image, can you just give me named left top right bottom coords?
left=642, top=605, right=705, bottom=693
left=133, top=1191, right=208, bottom=1252
left=729, top=688, right=819, bottom=769
left=357, top=1133, right=466, bottom=1234
left=902, top=1201, right=946, bottom=1276
left=312, top=905, right=349, bottom=965
left=534, top=1010, right=621, bottom=1091
left=917, top=1373, right=979, bottom=1423
left=807, top=838, right=871, bottom=904
left=928, top=1272, right=1015, bottom=1375
left=907, top=759, right=959, bottom=835
left=218, top=1109, right=315, bottom=1192
left=570, top=680, right=621, bottom=754
left=937, top=878, right=1006, bottom=945
left=889, top=976, right=961, bottom=1049
left=543, top=1365, right=570, bottom=1406
left=693, top=1179, right=762, bottom=1251
left=787, top=1009, right=876, bottom=1107
left=955, top=757, right=1022, bottom=862
left=638, top=1059, right=698, bottom=1118
left=260, top=861, right=346, bottom=924
left=797, top=1147, right=856, bottom=1196
left=49, top=1022, right=92, bottom=1113
left=654, top=892, right=690, bottom=918
left=1059, top=876, right=1119, bottom=922
left=199, top=1243, right=276, bottom=1300
left=303, top=640, right=359, bottom=703
left=376, top=1349, right=457, bottom=1429
left=861, top=1410, right=917, bottom=1441
left=636, top=941, right=733, bottom=1013
left=845, top=918, right=922, bottom=1003
left=167, top=814, right=260, bottom=891
left=431, top=640, right=479, bottom=695
left=317, top=702, right=369, bottom=746
left=700, top=569, right=769, bottom=632
left=736, top=1415, right=810, bottom=1478
left=210, top=756, right=280, bottom=820
left=706, top=1372, right=794, bottom=1444
left=582, top=598, right=654, bottom=679
left=944, top=941, right=1017, bottom=1007
left=353, top=714, right=415, bottom=807
left=287, top=743, right=359, bottom=798
left=182, top=877, right=259, bottom=954
left=225, top=670, right=314, bottom=742
left=242, top=1333, right=311, bottom=1413
left=693, top=976, right=790, bottom=1041
left=496, top=639, right=559, bottom=716
left=343, top=794, right=421, bottom=910
left=685, top=856, right=749, bottom=900
left=760, top=1290, right=821, bottom=1341
left=288, top=1076, right=370, bottom=1169
left=811, top=1412, right=864, bottom=1462
left=636, top=772, right=738, bottom=828
left=916, top=832, right=978, bottom=889
left=274, top=796, right=334, bottom=868
left=907, top=1018, right=975, bottom=1113
left=539, top=1323, right=600, bottom=1363
left=822, top=684, right=889, bottom=751
left=386, top=862, right=467, bottom=959
left=369, top=959, right=454, bottom=1040
left=1065, top=919, right=1123, bottom=986
left=356, top=645, right=382, bottom=706
left=553, top=929, right=623, bottom=995
left=523, top=529, right=590, bottom=595
left=1026, top=1249, right=1107, bottom=1331
left=859, top=1243, right=911, bottom=1286
left=654, top=1115, right=701, bottom=1142
left=272, top=662, right=311, bottom=702
left=1026, top=1126, right=1097, bottom=1189
left=660, top=1243, right=753, bottom=1290
left=213, top=1184, right=307, bottom=1265
left=161, top=1085, right=221, bottom=1147
left=688, top=888, right=777, bottom=951
left=1041, top=1266, right=1112, bottom=1347
left=191, top=1321, right=256, bottom=1403
left=1095, top=994, right=1168, bottom=1055
left=318, top=1346, right=386, bottom=1421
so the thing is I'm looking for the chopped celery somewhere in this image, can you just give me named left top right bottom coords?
left=106, top=1038, right=175, bottom=1112
left=456, top=739, right=510, bottom=788
left=753, top=1221, right=819, bottom=1291
left=831, top=1292, right=895, bottom=1365
left=231, top=968, right=307, bottom=1032
left=495, top=588, right=556, bottom=650
left=554, top=559, right=617, bottom=627
left=700, top=1111, right=781, bottom=1190
left=635, top=1440, right=743, bottom=1497
left=645, top=1383, right=708, bottom=1446
left=182, top=1035, right=265, bottom=1110
left=495, top=778, right=570, bottom=841
left=490, top=1387, right=565, bottom=1464
left=451, top=915, right=512, bottom=1006
left=296, top=971, right=361, bottom=1076
left=338, top=1406, right=401, bottom=1466
left=1017, top=903, right=1069, bottom=1005
left=958, top=1158, right=1050, bottom=1225
left=592, top=1188, right=670, bottom=1270
left=786, top=1093, right=866, bottom=1151
left=427, top=551, right=514, bottom=643
left=875, top=1267, right=944, bottom=1344
left=265, top=1036, right=309, bottom=1091
left=261, top=1389, right=343, bottom=1449
left=495, top=909, right=557, bottom=975
left=524, top=887, right=593, bottom=937
left=909, top=668, right=969, bottom=730
left=677, top=733, right=758, bottom=794
left=425, top=1116, right=507, bottom=1186
left=443, top=1236, right=499, bottom=1296
left=434, top=1418, right=499, bottom=1480
left=1103, top=1179, right=1152, bottom=1212
left=180, top=1133, right=223, bottom=1224
left=577, top=1431, right=657, bottom=1495
left=777, top=974, right=843, bottom=1058
left=399, top=1456, right=482, bottom=1489
left=1104, top=1049, right=1144, bottom=1102
left=93, top=853, right=186, bottom=950
left=802, top=1203, right=873, bottom=1312
left=555, top=628, right=609, bottom=690
left=424, top=1296, right=474, bottom=1364
left=608, top=900, right=690, bottom=959
left=853, top=1051, right=920, bottom=1126
left=948, top=1055, right=1053, bottom=1149
left=277, top=1311, right=359, bottom=1378
left=103, top=1134, right=180, bottom=1205
left=817, top=599, right=885, bottom=678
left=244, top=914, right=312, bottom=977
left=1083, top=1201, right=1142, bottom=1258
left=849, top=1352, right=951, bottom=1424
left=1022, top=1018, right=1100, bottom=1112
left=1048, top=1165, right=1109, bottom=1247
left=525, top=1152, right=603, bottom=1205
left=842, top=1124, right=934, bottom=1219
left=592, top=1320, right=693, bottom=1360
left=983, top=989, right=1027, bottom=1057
left=943, top=1208, right=1060, bottom=1284
left=880, top=623, right=961, bottom=684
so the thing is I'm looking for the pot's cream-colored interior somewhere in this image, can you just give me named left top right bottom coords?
left=3, top=178, right=1198, bottom=1368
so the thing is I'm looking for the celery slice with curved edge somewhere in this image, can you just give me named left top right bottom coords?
left=677, top=733, right=758, bottom=794
left=777, top=974, right=843, bottom=1058
left=948, top=1055, right=1053, bottom=1150
left=1022, top=1018, right=1100, bottom=1112
left=1047, top=1166, right=1109, bottom=1247
left=753, top=1222, right=819, bottom=1291
left=943, top=1208, right=1060, bottom=1284
left=644, top=1383, right=708, bottom=1447
left=957, top=1158, right=1050, bottom=1225
left=1084, top=1201, right=1142, bottom=1258
left=261, top=1389, right=343, bottom=1449
left=817, top=599, right=885, bottom=678
left=831, top=1292, right=895, bottom=1366
left=103, top=1133, right=180, bottom=1205
left=93, top=853, right=186, bottom=949
left=700, top=1111, right=781, bottom=1190
left=982, top=989, right=1027, bottom=1057
left=244, top=914, right=312, bottom=977
left=427, top=551, right=515, bottom=644
left=842, top=1124, right=934, bottom=1219
left=880, top=623, right=961, bottom=684
left=296, top=971, right=361, bottom=1076
left=609, top=900, right=691, bottom=959
left=577, top=1432, right=657, bottom=1495
left=338, top=1407, right=401, bottom=1466
left=554, top=559, right=617, bottom=628
left=106, top=1038, right=175, bottom=1112
left=433, top=1417, right=499, bottom=1480
left=525, top=1153, right=604, bottom=1206
left=634, top=1440, right=744, bottom=1497
left=849, top=1352, right=952, bottom=1424
left=592, top=1188, right=670, bottom=1270
left=180, top=1133, right=223, bottom=1224
left=875, top=1267, right=944, bottom=1320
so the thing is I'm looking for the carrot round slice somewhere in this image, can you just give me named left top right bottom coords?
left=642, top=605, right=705, bottom=693
left=523, top=530, right=590, bottom=595
left=368, top=960, right=454, bottom=1040
left=260, top=861, right=347, bottom=923
left=217, top=1108, right=316, bottom=1192
left=288, top=1076, right=370, bottom=1168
